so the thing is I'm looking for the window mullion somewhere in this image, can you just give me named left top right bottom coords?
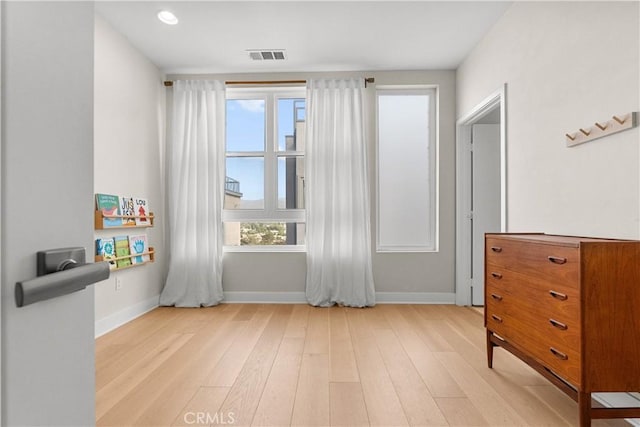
left=264, top=93, right=276, bottom=216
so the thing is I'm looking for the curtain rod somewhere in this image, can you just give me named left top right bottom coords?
left=163, top=78, right=375, bottom=87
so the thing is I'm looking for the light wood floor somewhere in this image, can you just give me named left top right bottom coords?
left=96, top=304, right=630, bottom=426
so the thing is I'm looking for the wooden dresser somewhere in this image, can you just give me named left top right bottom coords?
left=485, top=233, right=640, bottom=426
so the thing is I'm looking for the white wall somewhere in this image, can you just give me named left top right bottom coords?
left=169, top=70, right=457, bottom=301
left=2, top=2, right=95, bottom=424
left=94, top=14, right=166, bottom=334
left=457, top=2, right=640, bottom=239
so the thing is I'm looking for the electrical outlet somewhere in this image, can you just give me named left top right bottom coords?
left=115, top=276, right=122, bottom=291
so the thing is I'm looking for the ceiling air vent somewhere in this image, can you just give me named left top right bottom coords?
left=247, top=49, right=287, bottom=61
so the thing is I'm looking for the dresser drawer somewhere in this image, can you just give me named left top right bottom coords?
left=528, top=335, right=581, bottom=386
left=486, top=238, right=579, bottom=288
left=486, top=307, right=581, bottom=386
left=486, top=291, right=580, bottom=351
left=486, top=266, right=580, bottom=325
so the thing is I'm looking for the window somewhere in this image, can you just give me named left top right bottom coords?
left=376, top=87, right=438, bottom=252
left=223, top=88, right=306, bottom=250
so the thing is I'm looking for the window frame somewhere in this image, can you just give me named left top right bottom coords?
left=375, top=85, right=439, bottom=253
left=223, top=87, right=306, bottom=252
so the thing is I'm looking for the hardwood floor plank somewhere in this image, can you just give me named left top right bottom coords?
left=434, top=397, right=489, bottom=426
left=401, top=305, right=455, bottom=352
left=329, top=307, right=359, bottom=382
left=96, top=306, right=230, bottom=391
left=96, top=333, right=194, bottom=420
left=381, top=305, right=465, bottom=398
left=132, top=319, right=249, bottom=426
left=205, top=305, right=274, bottom=387
left=525, top=385, right=579, bottom=425
left=303, top=306, right=329, bottom=355
left=347, top=309, right=409, bottom=426
left=170, top=387, right=230, bottom=427
left=232, top=303, right=260, bottom=321
left=95, top=307, right=183, bottom=372
left=374, top=328, right=448, bottom=426
left=97, top=307, right=247, bottom=426
left=96, top=306, right=174, bottom=347
left=290, top=353, right=330, bottom=426
left=251, top=337, right=304, bottom=427
left=329, top=382, right=369, bottom=426
left=284, top=304, right=310, bottom=338
left=433, top=351, right=529, bottom=426
left=218, top=305, right=292, bottom=426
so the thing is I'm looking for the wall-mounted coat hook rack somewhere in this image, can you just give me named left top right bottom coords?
left=594, top=122, right=608, bottom=131
left=566, top=112, right=637, bottom=147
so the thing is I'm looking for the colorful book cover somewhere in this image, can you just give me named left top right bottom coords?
left=134, top=198, right=150, bottom=226
left=96, top=238, right=117, bottom=270
left=128, top=234, right=150, bottom=264
left=119, top=196, right=136, bottom=226
left=114, top=235, right=132, bottom=268
left=96, top=193, right=122, bottom=227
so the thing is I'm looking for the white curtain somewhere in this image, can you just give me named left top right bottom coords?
left=305, top=78, right=376, bottom=307
left=160, top=80, right=225, bottom=307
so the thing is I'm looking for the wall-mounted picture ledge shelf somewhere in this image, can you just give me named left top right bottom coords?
left=565, top=112, right=638, bottom=147
left=95, top=247, right=155, bottom=271
left=95, top=211, right=155, bottom=229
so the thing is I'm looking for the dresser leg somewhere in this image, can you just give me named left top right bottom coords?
left=486, top=330, right=494, bottom=368
left=578, top=391, right=591, bottom=427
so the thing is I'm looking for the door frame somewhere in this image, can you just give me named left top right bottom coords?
left=455, top=84, right=507, bottom=306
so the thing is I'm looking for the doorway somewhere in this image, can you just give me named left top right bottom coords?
left=455, top=85, right=507, bottom=306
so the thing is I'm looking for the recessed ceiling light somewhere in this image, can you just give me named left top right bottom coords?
left=157, top=10, right=178, bottom=25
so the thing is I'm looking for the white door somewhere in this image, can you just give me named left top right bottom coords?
left=471, top=124, right=501, bottom=305
left=3, top=3, right=96, bottom=425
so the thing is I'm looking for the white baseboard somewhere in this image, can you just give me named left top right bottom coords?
left=375, top=292, right=456, bottom=304
left=95, top=295, right=160, bottom=338
left=223, top=291, right=307, bottom=303
left=222, top=291, right=456, bottom=304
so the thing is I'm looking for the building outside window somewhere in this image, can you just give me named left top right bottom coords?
left=223, top=87, right=306, bottom=250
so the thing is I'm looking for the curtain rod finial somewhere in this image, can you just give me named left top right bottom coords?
left=164, top=81, right=173, bottom=87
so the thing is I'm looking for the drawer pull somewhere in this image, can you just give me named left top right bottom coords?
left=491, top=272, right=503, bottom=279
left=548, top=256, right=567, bottom=265
left=491, top=314, right=503, bottom=323
left=549, top=290, right=568, bottom=301
left=491, top=293, right=503, bottom=301
left=549, top=347, right=568, bottom=360
left=491, top=247, right=503, bottom=253
left=549, top=318, right=568, bottom=330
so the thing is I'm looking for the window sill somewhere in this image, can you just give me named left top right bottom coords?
left=376, top=246, right=439, bottom=253
left=224, top=245, right=306, bottom=253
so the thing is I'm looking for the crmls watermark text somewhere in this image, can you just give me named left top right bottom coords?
left=184, top=411, right=236, bottom=425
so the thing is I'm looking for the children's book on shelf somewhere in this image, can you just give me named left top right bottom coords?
left=96, top=238, right=117, bottom=270
left=134, top=197, right=151, bottom=226
left=128, top=234, right=150, bottom=264
left=119, top=196, right=136, bottom=226
left=96, top=193, right=122, bottom=227
left=114, top=235, right=132, bottom=268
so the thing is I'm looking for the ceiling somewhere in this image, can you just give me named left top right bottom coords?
left=95, top=1, right=512, bottom=75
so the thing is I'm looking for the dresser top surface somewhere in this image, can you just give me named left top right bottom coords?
left=485, top=233, right=633, bottom=247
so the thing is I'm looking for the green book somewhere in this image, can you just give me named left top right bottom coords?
left=114, top=235, right=132, bottom=268
left=96, top=193, right=122, bottom=227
